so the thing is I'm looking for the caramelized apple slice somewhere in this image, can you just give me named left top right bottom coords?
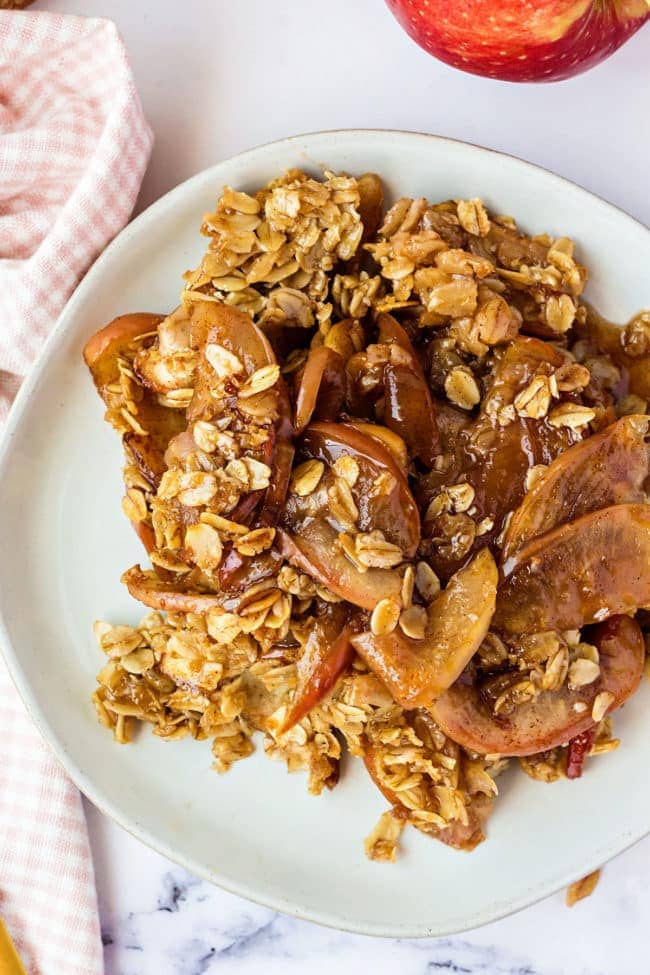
left=133, top=521, right=157, bottom=555
left=422, top=337, right=572, bottom=580
left=481, top=336, right=564, bottom=412
left=364, top=744, right=492, bottom=851
left=357, top=172, right=384, bottom=241
left=345, top=421, right=409, bottom=472
left=376, top=312, right=416, bottom=352
left=186, top=301, right=281, bottom=422
left=186, top=300, right=293, bottom=525
left=294, top=346, right=346, bottom=434
left=502, top=415, right=649, bottom=560
left=351, top=549, right=497, bottom=708
left=84, top=312, right=186, bottom=539
left=122, top=407, right=187, bottom=490
left=280, top=604, right=353, bottom=731
left=122, top=565, right=229, bottom=614
left=432, top=616, right=644, bottom=757
left=279, top=424, right=420, bottom=608
left=188, top=300, right=277, bottom=376
left=581, top=305, right=650, bottom=400
left=84, top=311, right=187, bottom=485
left=84, top=313, right=163, bottom=382
left=362, top=714, right=493, bottom=851
left=258, top=439, right=295, bottom=528
left=218, top=546, right=284, bottom=593
left=496, top=504, right=650, bottom=634
left=132, top=305, right=195, bottom=392
left=299, top=421, right=420, bottom=555
left=377, top=314, right=440, bottom=467
left=383, top=360, right=440, bottom=469
left=468, top=337, right=570, bottom=483
left=277, top=523, right=402, bottom=610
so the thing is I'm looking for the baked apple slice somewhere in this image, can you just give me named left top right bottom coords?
left=83, top=313, right=163, bottom=387
left=279, top=602, right=353, bottom=731
left=84, top=311, right=186, bottom=488
left=362, top=709, right=495, bottom=851
left=279, top=421, right=420, bottom=609
left=357, top=172, right=384, bottom=241
left=580, top=305, right=650, bottom=401
left=496, top=503, right=650, bottom=634
left=277, top=522, right=403, bottom=610
left=84, top=312, right=187, bottom=549
left=432, top=615, right=644, bottom=756
left=122, top=565, right=230, bottom=614
left=377, top=313, right=440, bottom=467
left=344, top=421, right=409, bottom=472
left=294, top=346, right=346, bottom=434
left=351, top=548, right=497, bottom=708
left=364, top=741, right=493, bottom=851
left=502, top=414, right=649, bottom=560
left=422, top=337, right=573, bottom=580
left=299, top=421, right=420, bottom=555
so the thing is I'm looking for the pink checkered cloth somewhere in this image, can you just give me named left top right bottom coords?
left=0, top=11, right=153, bottom=974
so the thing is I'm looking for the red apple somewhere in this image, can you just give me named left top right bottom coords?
left=385, top=0, right=649, bottom=82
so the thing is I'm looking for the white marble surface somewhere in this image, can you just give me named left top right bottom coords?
left=87, top=794, right=650, bottom=975
left=32, top=0, right=650, bottom=969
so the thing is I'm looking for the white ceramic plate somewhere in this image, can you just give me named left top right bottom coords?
left=1, top=131, right=649, bottom=938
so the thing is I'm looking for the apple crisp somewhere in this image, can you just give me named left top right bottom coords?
left=85, top=168, right=650, bottom=859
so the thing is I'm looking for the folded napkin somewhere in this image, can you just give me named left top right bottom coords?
left=0, top=11, right=152, bottom=973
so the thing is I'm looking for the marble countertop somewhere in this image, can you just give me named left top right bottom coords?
left=33, top=0, right=650, bottom=970
left=88, top=796, right=650, bottom=975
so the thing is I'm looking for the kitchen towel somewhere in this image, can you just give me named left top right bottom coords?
left=0, top=11, right=152, bottom=973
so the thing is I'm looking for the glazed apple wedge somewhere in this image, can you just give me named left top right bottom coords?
left=496, top=504, right=650, bottom=634
left=84, top=312, right=188, bottom=550
left=121, top=565, right=229, bottom=614
left=362, top=738, right=493, bottom=852
left=431, top=616, right=644, bottom=757
left=352, top=549, right=498, bottom=709
left=376, top=313, right=440, bottom=467
left=293, top=345, right=346, bottom=434
left=278, top=603, right=353, bottom=732
left=84, top=311, right=185, bottom=489
left=277, top=522, right=404, bottom=610
left=279, top=421, right=420, bottom=610
left=83, top=312, right=164, bottom=381
left=502, top=414, right=649, bottom=560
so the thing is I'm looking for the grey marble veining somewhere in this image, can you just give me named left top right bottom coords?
left=86, top=800, right=650, bottom=975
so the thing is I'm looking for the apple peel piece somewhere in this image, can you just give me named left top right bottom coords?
left=351, top=548, right=498, bottom=708
left=502, top=415, right=649, bottom=560
left=496, top=503, right=650, bottom=635
left=431, top=615, right=644, bottom=757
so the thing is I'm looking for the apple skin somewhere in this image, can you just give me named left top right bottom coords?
left=385, top=0, right=650, bottom=82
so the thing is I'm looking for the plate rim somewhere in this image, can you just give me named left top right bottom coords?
left=1, top=128, right=649, bottom=938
